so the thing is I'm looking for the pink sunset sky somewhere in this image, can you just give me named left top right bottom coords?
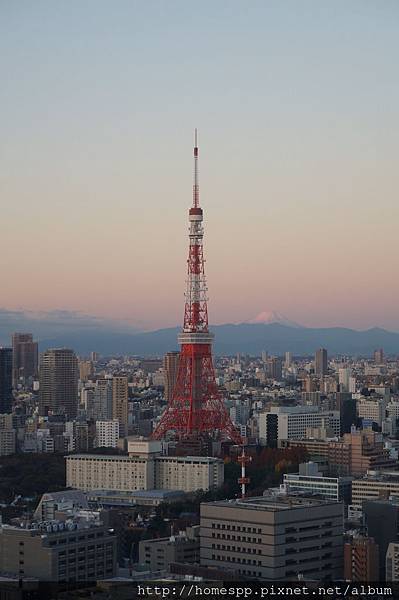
left=1, top=2, right=399, bottom=332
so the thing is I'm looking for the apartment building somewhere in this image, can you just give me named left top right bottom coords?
left=200, top=496, right=344, bottom=580
left=95, top=420, right=120, bottom=448
left=344, top=535, right=379, bottom=582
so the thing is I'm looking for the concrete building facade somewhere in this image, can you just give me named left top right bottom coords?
left=0, top=521, right=116, bottom=582
left=200, top=496, right=343, bottom=580
left=66, top=453, right=224, bottom=493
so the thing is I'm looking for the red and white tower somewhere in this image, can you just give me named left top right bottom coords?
left=152, top=131, right=242, bottom=444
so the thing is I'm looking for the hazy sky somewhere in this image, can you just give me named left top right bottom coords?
left=1, top=1, right=399, bottom=331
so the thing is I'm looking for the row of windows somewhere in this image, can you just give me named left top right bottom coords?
left=212, top=544, right=261, bottom=555
left=212, top=533, right=261, bottom=543
left=211, top=554, right=262, bottom=566
left=211, top=523, right=261, bottom=533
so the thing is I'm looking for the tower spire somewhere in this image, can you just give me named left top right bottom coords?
left=193, top=128, right=199, bottom=208
left=152, top=133, right=242, bottom=446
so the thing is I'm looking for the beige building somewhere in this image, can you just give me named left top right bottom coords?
left=201, top=496, right=344, bottom=580
left=155, top=456, right=224, bottom=492
left=352, top=472, right=399, bottom=507
left=112, top=376, right=128, bottom=436
left=66, top=453, right=223, bottom=493
left=66, top=454, right=155, bottom=492
left=163, top=351, right=180, bottom=403
left=0, top=521, right=116, bottom=581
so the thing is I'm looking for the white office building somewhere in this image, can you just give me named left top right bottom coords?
left=259, top=406, right=340, bottom=444
left=282, top=462, right=352, bottom=503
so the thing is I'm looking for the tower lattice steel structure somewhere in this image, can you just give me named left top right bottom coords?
left=152, top=131, right=242, bottom=444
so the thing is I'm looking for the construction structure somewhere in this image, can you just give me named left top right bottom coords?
left=152, top=132, right=241, bottom=445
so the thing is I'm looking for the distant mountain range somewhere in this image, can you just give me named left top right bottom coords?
left=1, top=308, right=399, bottom=356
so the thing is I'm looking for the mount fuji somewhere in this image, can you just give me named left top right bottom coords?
left=244, top=310, right=302, bottom=328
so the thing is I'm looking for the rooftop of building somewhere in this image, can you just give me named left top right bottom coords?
left=66, top=453, right=221, bottom=463
left=203, top=495, right=342, bottom=512
left=87, top=489, right=185, bottom=499
left=0, top=518, right=112, bottom=536
left=354, top=470, right=399, bottom=482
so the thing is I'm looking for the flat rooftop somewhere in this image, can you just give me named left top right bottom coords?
left=87, top=489, right=185, bottom=498
left=204, top=495, right=342, bottom=512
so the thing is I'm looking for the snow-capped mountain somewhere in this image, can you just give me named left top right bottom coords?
left=244, top=310, right=302, bottom=328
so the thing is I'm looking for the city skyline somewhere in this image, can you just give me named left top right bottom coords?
left=2, top=2, right=399, bottom=331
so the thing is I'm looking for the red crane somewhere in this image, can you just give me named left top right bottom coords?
left=152, top=131, right=242, bottom=445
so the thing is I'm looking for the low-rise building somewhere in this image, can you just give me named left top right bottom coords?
left=283, top=462, right=352, bottom=503
left=139, top=526, right=200, bottom=571
left=351, top=471, right=399, bottom=507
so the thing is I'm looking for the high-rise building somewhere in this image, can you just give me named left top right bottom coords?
left=200, top=495, right=344, bottom=580
left=266, top=357, right=283, bottom=381
left=284, top=351, right=292, bottom=368
left=336, top=392, right=357, bottom=434
left=79, top=359, right=93, bottom=382
left=163, top=351, right=180, bottom=403
left=374, top=348, right=384, bottom=364
left=11, top=333, right=38, bottom=387
left=112, top=376, right=128, bottom=436
left=87, top=378, right=113, bottom=421
left=315, top=348, right=328, bottom=376
left=344, top=535, right=379, bottom=582
left=0, top=348, right=13, bottom=413
left=338, top=367, right=352, bottom=392
left=39, top=348, right=78, bottom=419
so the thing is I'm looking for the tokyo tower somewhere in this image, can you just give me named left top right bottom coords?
left=152, top=131, right=242, bottom=445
